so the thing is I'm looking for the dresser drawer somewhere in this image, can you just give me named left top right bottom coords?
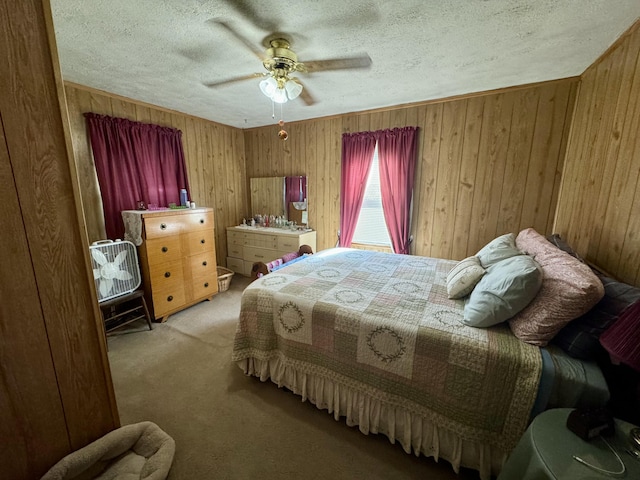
left=226, top=256, right=245, bottom=274
left=152, top=286, right=187, bottom=318
left=244, top=246, right=278, bottom=263
left=148, top=259, right=184, bottom=290
left=181, top=211, right=214, bottom=231
left=144, top=216, right=182, bottom=239
left=192, top=276, right=217, bottom=299
left=184, top=230, right=214, bottom=256
left=145, top=236, right=183, bottom=266
left=277, top=236, right=300, bottom=252
left=190, top=251, right=216, bottom=279
left=227, top=231, right=245, bottom=245
left=245, top=234, right=278, bottom=249
left=228, top=244, right=243, bottom=258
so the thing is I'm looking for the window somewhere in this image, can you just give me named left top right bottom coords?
left=352, top=145, right=392, bottom=246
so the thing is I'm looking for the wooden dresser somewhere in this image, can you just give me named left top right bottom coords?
left=126, top=208, right=218, bottom=321
left=226, top=226, right=317, bottom=276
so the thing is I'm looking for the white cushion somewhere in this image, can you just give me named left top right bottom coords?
left=446, top=256, right=485, bottom=299
left=476, top=233, right=522, bottom=268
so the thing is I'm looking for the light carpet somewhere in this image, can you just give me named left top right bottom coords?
left=107, top=275, right=479, bottom=479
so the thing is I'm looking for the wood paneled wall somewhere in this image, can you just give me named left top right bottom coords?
left=554, top=20, right=640, bottom=286
left=0, top=1, right=118, bottom=477
left=64, top=84, right=249, bottom=268
left=244, top=80, right=578, bottom=259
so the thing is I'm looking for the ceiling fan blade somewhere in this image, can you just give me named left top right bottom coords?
left=291, top=78, right=315, bottom=106
left=218, top=0, right=279, bottom=33
left=204, top=72, right=266, bottom=88
left=211, top=20, right=265, bottom=60
left=298, top=55, right=372, bottom=73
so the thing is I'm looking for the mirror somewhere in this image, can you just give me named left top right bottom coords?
left=250, top=176, right=307, bottom=225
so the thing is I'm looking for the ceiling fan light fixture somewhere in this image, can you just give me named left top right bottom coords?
left=271, top=87, right=288, bottom=104
left=285, top=80, right=303, bottom=100
left=259, top=76, right=277, bottom=97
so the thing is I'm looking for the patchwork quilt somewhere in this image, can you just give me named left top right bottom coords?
left=232, top=248, right=542, bottom=451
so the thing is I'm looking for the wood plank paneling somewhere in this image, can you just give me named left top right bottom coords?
left=0, top=111, right=70, bottom=480
left=433, top=99, right=467, bottom=260
left=63, top=84, right=248, bottom=268
left=520, top=83, right=572, bottom=233
left=451, top=97, right=484, bottom=259
left=65, top=87, right=106, bottom=241
left=244, top=79, right=576, bottom=259
left=1, top=1, right=118, bottom=476
left=555, top=20, right=640, bottom=285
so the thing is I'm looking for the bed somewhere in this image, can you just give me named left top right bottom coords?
left=232, top=231, right=615, bottom=479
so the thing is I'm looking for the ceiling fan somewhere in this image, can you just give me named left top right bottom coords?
left=204, top=20, right=372, bottom=106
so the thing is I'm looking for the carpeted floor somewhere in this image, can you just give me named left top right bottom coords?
left=107, top=275, right=479, bottom=479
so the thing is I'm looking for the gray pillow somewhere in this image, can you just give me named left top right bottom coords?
left=446, top=256, right=486, bottom=299
left=475, top=233, right=522, bottom=268
left=463, top=255, right=543, bottom=328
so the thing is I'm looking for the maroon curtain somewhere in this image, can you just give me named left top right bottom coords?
left=85, top=113, right=190, bottom=240
left=339, top=132, right=376, bottom=247
left=376, top=127, right=418, bottom=254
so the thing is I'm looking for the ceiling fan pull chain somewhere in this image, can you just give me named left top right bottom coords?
left=271, top=99, right=275, bottom=119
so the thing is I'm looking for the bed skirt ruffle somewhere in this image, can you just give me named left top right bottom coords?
left=236, top=355, right=506, bottom=480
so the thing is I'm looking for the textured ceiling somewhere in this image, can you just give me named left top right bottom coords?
left=50, top=0, right=640, bottom=129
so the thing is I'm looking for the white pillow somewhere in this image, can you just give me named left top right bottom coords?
left=475, top=233, right=522, bottom=268
left=446, top=256, right=485, bottom=299
left=463, top=255, right=543, bottom=328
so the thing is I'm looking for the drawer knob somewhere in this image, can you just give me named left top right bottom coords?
left=199, top=218, right=204, bottom=224
left=200, top=239, right=206, bottom=244
left=204, top=282, right=209, bottom=288
left=164, top=272, right=171, bottom=278
left=167, top=295, right=173, bottom=302
left=202, top=261, right=207, bottom=266
left=160, top=223, right=167, bottom=230
left=162, top=246, right=168, bottom=253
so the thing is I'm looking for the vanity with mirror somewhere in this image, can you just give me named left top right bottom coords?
left=226, top=175, right=316, bottom=276
left=249, top=175, right=308, bottom=226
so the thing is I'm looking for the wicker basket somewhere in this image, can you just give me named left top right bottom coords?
left=217, top=266, right=234, bottom=292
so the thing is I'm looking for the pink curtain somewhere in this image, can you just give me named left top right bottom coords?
left=339, top=131, right=377, bottom=247
left=85, top=113, right=190, bottom=240
left=376, top=127, right=418, bottom=254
